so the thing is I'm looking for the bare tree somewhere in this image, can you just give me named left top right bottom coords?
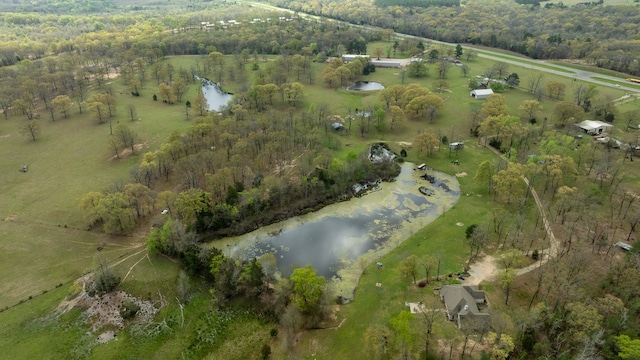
left=20, top=120, right=41, bottom=141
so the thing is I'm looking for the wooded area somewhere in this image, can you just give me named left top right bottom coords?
left=1, top=0, right=640, bottom=359
left=270, top=0, right=640, bottom=75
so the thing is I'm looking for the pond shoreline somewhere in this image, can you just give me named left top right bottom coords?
left=209, top=162, right=461, bottom=299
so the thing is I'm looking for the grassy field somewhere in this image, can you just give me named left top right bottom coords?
left=1, top=40, right=640, bottom=358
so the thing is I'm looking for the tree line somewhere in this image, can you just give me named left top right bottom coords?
left=269, top=0, right=640, bottom=75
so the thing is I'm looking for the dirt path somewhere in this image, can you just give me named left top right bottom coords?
left=462, top=141, right=561, bottom=284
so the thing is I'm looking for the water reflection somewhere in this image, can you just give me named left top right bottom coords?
left=197, top=76, right=234, bottom=111
left=211, top=162, right=460, bottom=295
left=347, top=81, right=385, bottom=91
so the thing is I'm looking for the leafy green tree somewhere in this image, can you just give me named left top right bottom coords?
left=400, top=254, right=418, bottom=284
left=51, top=95, right=72, bottom=119
left=171, top=78, right=188, bottom=102
left=519, top=100, right=542, bottom=123
left=414, top=130, right=439, bottom=157
left=390, top=310, right=413, bottom=359
left=79, top=191, right=104, bottom=227
left=175, top=188, right=211, bottom=224
left=474, top=160, right=495, bottom=193
left=615, top=335, right=640, bottom=359
left=505, top=73, right=520, bottom=88
left=290, top=264, right=326, bottom=314
left=239, top=258, right=266, bottom=299
left=428, top=49, right=439, bottom=62
left=406, top=61, right=428, bottom=78
left=492, top=163, right=526, bottom=204
left=455, top=44, right=463, bottom=58
left=487, top=332, right=515, bottom=360
left=97, top=192, right=135, bottom=234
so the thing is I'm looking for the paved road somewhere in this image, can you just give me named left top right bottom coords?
left=248, top=1, right=640, bottom=94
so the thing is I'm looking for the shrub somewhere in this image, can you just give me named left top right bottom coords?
left=120, top=300, right=140, bottom=319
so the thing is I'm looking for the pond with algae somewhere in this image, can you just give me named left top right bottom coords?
left=210, top=162, right=460, bottom=297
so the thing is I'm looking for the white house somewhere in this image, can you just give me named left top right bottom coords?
left=470, top=89, right=494, bottom=99
left=575, top=120, right=614, bottom=135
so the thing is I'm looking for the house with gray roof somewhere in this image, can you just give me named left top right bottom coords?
left=439, top=285, right=489, bottom=329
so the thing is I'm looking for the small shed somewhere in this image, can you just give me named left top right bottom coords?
left=575, top=120, right=614, bottom=135
left=470, top=89, right=494, bottom=99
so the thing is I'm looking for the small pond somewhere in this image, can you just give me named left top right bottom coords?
left=210, top=162, right=460, bottom=297
left=197, top=76, right=234, bottom=112
left=347, top=81, right=385, bottom=91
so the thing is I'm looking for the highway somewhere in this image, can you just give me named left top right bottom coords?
left=247, top=1, right=640, bottom=94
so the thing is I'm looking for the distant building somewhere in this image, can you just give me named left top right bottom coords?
left=371, top=60, right=401, bottom=68
left=470, top=89, right=494, bottom=99
left=574, top=120, right=614, bottom=135
left=342, top=54, right=370, bottom=62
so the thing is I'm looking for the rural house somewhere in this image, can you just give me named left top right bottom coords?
left=439, top=285, right=489, bottom=329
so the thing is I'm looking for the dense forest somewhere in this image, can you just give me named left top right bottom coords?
left=267, top=0, right=640, bottom=75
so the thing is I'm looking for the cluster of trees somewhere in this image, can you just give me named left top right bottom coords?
left=322, top=57, right=373, bottom=88
left=0, top=7, right=378, bottom=70
left=374, top=0, right=459, bottom=7
left=146, top=217, right=330, bottom=336
left=454, top=85, right=640, bottom=358
left=378, top=83, right=444, bottom=124
left=271, top=0, right=640, bottom=75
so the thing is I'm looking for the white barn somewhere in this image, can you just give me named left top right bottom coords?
left=575, top=120, right=614, bottom=135
left=470, top=89, right=494, bottom=99
left=371, top=60, right=401, bottom=68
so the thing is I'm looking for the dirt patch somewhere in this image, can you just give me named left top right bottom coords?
left=4, top=214, right=17, bottom=221
left=109, top=142, right=148, bottom=161
left=397, top=141, right=412, bottom=148
left=455, top=172, right=468, bottom=177
left=57, top=276, right=158, bottom=343
left=0, top=134, right=10, bottom=139
left=463, top=254, right=498, bottom=286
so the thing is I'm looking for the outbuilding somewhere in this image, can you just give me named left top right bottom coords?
left=470, top=89, right=494, bottom=99
left=575, top=120, right=614, bottom=135
left=341, top=54, right=369, bottom=62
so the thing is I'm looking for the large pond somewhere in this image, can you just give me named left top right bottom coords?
left=198, top=77, right=234, bottom=112
left=347, top=81, right=385, bottom=91
left=211, top=162, right=460, bottom=297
